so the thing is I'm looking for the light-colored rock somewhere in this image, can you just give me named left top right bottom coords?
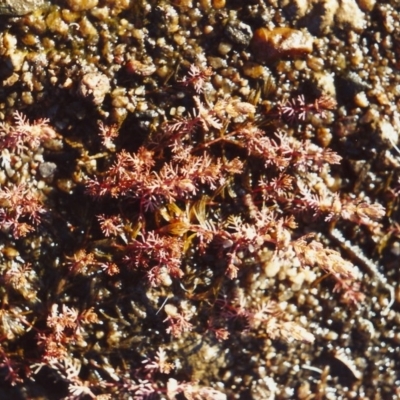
left=310, top=0, right=339, bottom=34
left=378, top=120, right=398, bottom=149
left=280, top=0, right=310, bottom=19
left=335, top=0, right=366, bottom=31
left=78, top=72, right=111, bottom=106
left=301, top=0, right=366, bottom=34
left=312, top=71, right=336, bottom=97
left=66, top=0, right=98, bottom=12
left=354, top=91, right=369, bottom=108
left=0, top=0, right=44, bottom=16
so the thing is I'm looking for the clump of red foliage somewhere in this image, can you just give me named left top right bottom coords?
left=0, top=65, right=387, bottom=399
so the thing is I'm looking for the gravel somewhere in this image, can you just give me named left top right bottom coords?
left=0, top=0, right=399, bottom=398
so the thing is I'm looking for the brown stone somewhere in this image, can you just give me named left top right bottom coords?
left=125, top=60, right=157, bottom=77
left=251, top=27, right=313, bottom=63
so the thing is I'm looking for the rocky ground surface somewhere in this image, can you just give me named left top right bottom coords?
left=0, top=0, right=399, bottom=399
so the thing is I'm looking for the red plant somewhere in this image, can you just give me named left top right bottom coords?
left=0, top=183, right=45, bottom=238
left=178, top=64, right=213, bottom=93
left=0, top=111, right=56, bottom=153
left=163, top=304, right=193, bottom=338
left=278, top=94, right=337, bottom=122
